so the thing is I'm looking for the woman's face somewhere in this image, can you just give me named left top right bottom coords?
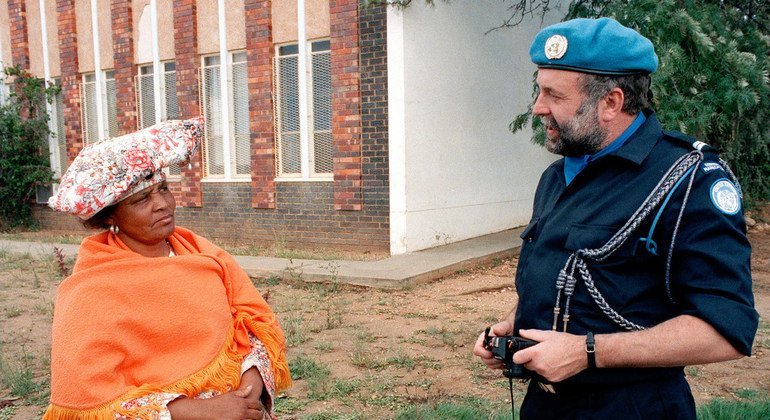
left=108, top=181, right=176, bottom=248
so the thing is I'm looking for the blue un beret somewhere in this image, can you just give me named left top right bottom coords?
left=529, top=17, right=658, bottom=75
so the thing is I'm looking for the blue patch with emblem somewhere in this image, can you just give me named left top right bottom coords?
left=710, top=178, right=741, bottom=215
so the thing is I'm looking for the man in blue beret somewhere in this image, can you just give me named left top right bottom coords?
left=474, top=17, right=757, bottom=419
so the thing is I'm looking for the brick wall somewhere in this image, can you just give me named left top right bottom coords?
left=330, top=0, right=363, bottom=211
left=7, top=0, right=29, bottom=70
left=57, top=0, right=83, bottom=164
left=244, top=0, right=276, bottom=209
left=111, top=0, right=137, bottom=134
left=171, top=0, right=203, bottom=207
left=35, top=0, right=390, bottom=253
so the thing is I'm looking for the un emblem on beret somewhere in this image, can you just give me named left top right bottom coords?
left=710, top=179, right=741, bottom=215
left=545, top=35, right=568, bottom=60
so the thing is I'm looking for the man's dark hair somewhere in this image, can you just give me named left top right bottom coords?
left=579, top=73, right=652, bottom=115
left=82, top=205, right=117, bottom=230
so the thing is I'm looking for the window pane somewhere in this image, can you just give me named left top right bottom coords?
left=232, top=59, right=250, bottom=176
left=279, top=44, right=299, bottom=56
left=105, top=76, right=118, bottom=137
left=82, top=78, right=97, bottom=144
left=138, top=73, right=156, bottom=128
left=311, top=50, right=332, bottom=174
left=277, top=54, right=301, bottom=175
left=311, top=40, right=330, bottom=52
left=203, top=64, right=224, bottom=175
left=164, top=70, right=178, bottom=120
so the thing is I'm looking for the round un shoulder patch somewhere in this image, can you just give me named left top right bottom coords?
left=710, top=178, right=741, bottom=215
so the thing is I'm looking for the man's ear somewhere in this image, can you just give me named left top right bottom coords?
left=599, top=87, right=625, bottom=122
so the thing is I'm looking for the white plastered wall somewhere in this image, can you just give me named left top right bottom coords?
left=388, top=1, right=560, bottom=254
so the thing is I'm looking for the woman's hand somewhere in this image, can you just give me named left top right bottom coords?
left=167, top=385, right=265, bottom=420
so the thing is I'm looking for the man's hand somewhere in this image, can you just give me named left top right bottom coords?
left=512, top=329, right=586, bottom=383
left=472, top=319, right=514, bottom=370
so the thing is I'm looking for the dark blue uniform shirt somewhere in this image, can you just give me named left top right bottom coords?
left=514, top=111, right=758, bottom=386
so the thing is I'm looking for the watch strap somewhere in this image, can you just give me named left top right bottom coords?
left=586, top=332, right=596, bottom=369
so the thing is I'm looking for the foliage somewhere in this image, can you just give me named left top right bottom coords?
left=510, top=0, right=770, bottom=202
left=0, top=66, right=56, bottom=229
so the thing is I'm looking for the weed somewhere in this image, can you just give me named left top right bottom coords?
left=355, top=330, right=376, bottom=344
left=403, top=312, right=438, bottom=320
left=314, top=340, right=335, bottom=352
left=418, top=326, right=456, bottom=347
left=350, top=345, right=386, bottom=370
left=289, top=354, right=331, bottom=381
left=266, top=275, right=281, bottom=286
left=323, top=301, right=343, bottom=330
left=330, top=378, right=361, bottom=397
left=282, top=314, right=307, bottom=347
left=385, top=354, right=416, bottom=370
left=3, top=306, right=21, bottom=318
left=405, top=378, right=433, bottom=390
left=52, top=247, right=69, bottom=277
left=736, top=388, right=765, bottom=400
left=285, top=259, right=304, bottom=283
left=686, top=366, right=700, bottom=378
left=0, top=405, right=18, bottom=419
left=272, top=396, right=304, bottom=415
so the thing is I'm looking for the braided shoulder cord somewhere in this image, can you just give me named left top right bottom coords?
left=552, top=150, right=704, bottom=332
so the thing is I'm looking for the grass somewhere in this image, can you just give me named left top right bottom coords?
left=697, top=395, right=770, bottom=419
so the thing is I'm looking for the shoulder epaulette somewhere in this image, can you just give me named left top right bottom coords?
left=663, top=130, right=715, bottom=153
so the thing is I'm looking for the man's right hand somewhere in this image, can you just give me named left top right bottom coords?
left=472, top=320, right=514, bottom=370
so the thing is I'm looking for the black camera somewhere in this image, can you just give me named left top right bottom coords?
left=482, top=327, right=538, bottom=379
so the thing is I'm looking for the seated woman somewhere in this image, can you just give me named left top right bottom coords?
left=44, top=117, right=290, bottom=419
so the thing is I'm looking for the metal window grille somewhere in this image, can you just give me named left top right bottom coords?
left=201, top=55, right=225, bottom=177
left=80, top=71, right=118, bottom=144
left=311, top=42, right=332, bottom=176
left=232, top=52, right=250, bottom=176
left=275, top=46, right=301, bottom=176
left=137, top=63, right=181, bottom=175
left=80, top=74, right=98, bottom=145
left=200, top=53, right=251, bottom=179
left=104, top=71, right=118, bottom=138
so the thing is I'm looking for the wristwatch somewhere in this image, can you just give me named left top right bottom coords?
left=586, top=332, right=596, bottom=369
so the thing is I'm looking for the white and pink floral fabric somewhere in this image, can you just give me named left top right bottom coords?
left=49, top=117, right=203, bottom=219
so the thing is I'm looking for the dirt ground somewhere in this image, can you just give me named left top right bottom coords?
left=1, top=215, right=769, bottom=418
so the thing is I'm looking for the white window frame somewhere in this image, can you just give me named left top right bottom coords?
left=274, top=39, right=333, bottom=181
left=200, top=51, right=250, bottom=181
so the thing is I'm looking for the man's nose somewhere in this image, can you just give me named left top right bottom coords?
left=532, top=94, right=548, bottom=116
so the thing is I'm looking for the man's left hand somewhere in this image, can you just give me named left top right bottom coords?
left=512, top=329, right=587, bottom=383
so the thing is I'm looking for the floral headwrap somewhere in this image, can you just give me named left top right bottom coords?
left=49, top=117, right=203, bottom=219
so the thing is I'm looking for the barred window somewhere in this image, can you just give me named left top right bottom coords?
left=200, top=52, right=250, bottom=179
left=80, top=71, right=118, bottom=144
left=137, top=62, right=180, bottom=175
left=275, top=39, right=332, bottom=179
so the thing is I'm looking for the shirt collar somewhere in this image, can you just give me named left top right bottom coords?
left=563, top=112, right=654, bottom=185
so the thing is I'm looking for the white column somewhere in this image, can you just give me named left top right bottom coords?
left=150, top=0, right=162, bottom=125
left=90, top=0, right=106, bottom=141
left=387, top=7, right=407, bottom=255
left=217, top=0, right=232, bottom=178
left=39, top=0, right=61, bottom=177
left=297, top=0, right=310, bottom=178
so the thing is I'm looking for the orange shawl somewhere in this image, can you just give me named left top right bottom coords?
left=44, top=227, right=290, bottom=419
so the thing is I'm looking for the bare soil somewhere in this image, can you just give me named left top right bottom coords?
left=1, top=214, right=769, bottom=419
